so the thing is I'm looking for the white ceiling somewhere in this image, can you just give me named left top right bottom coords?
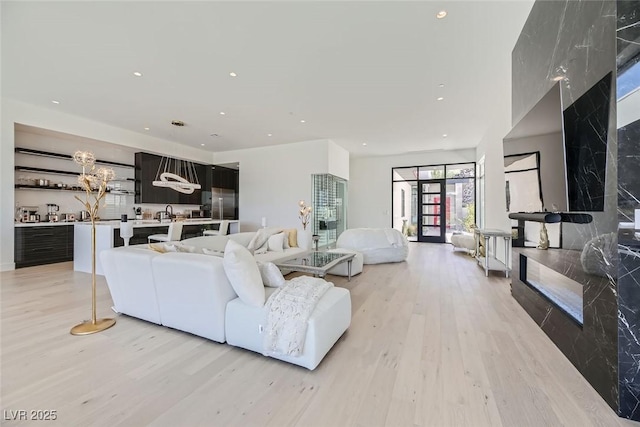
left=2, top=1, right=534, bottom=157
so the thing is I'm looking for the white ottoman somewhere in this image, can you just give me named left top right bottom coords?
left=450, top=232, right=475, bottom=253
left=225, top=286, right=352, bottom=370
left=326, top=248, right=364, bottom=277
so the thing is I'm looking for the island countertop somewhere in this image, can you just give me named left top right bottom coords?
left=73, top=219, right=237, bottom=229
left=73, top=219, right=240, bottom=275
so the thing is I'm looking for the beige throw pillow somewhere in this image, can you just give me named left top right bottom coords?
left=285, top=228, right=298, bottom=248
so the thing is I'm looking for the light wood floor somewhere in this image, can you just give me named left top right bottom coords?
left=1, top=244, right=638, bottom=427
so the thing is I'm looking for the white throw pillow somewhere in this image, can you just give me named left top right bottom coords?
left=248, top=227, right=281, bottom=252
left=258, top=262, right=286, bottom=288
left=282, top=230, right=291, bottom=249
left=267, top=233, right=285, bottom=252
left=223, top=240, right=265, bottom=306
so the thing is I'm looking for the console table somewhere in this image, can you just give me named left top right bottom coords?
left=474, top=228, right=512, bottom=277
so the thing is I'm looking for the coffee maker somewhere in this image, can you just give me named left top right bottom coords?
left=46, top=204, right=59, bottom=222
left=17, top=206, right=40, bottom=223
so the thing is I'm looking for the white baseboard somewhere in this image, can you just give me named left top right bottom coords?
left=0, top=262, right=16, bottom=272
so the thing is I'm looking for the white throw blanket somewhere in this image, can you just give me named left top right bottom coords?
left=263, top=276, right=333, bottom=357
left=384, top=228, right=405, bottom=247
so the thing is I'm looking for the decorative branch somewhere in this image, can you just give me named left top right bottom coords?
left=298, top=200, right=312, bottom=230
left=73, top=151, right=115, bottom=222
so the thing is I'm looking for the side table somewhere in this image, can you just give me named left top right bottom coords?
left=474, top=228, right=512, bottom=277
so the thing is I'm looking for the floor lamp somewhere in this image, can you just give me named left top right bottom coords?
left=70, top=151, right=117, bottom=335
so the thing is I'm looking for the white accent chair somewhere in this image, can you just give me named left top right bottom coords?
left=203, top=220, right=229, bottom=236
left=148, top=221, right=183, bottom=243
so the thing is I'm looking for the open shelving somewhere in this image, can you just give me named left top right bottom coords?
left=15, top=147, right=134, bottom=168
left=15, top=147, right=136, bottom=195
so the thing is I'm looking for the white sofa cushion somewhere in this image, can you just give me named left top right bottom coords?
left=254, top=247, right=307, bottom=263
left=225, top=286, right=351, bottom=370
left=223, top=239, right=265, bottom=307
left=258, top=262, right=286, bottom=288
left=100, top=246, right=163, bottom=324
left=152, top=252, right=237, bottom=343
left=268, top=233, right=285, bottom=252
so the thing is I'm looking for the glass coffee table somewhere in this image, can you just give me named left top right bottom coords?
left=275, top=251, right=356, bottom=281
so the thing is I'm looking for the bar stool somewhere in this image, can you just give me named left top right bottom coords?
left=148, top=222, right=183, bottom=243
left=203, top=220, right=229, bottom=236
left=120, top=221, right=134, bottom=246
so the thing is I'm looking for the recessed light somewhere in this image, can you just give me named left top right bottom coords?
left=362, top=142, right=367, bottom=146
left=144, top=127, right=150, bottom=131
left=229, top=72, right=237, bottom=77
left=438, top=83, right=445, bottom=88
left=201, top=143, right=205, bottom=146
left=436, top=10, right=447, bottom=19
left=210, top=133, right=219, bottom=137
left=267, top=133, right=273, bottom=137
left=220, top=112, right=226, bottom=115
left=300, top=120, right=306, bottom=123
left=51, top=100, right=60, bottom=104
left=443, top=134, right=448, bottom=138
left=437, top=97, right=444, bottom=101
left=133, top=71, right=143, bottom=77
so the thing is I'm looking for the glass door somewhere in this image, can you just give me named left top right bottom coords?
left=418, top=179, right=445, bottom=243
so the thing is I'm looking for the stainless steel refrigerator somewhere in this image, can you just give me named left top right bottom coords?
left=211, top=187, right=237, bottom=220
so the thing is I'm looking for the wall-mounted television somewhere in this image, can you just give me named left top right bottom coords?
left=504, top=72, right=613, bottom=213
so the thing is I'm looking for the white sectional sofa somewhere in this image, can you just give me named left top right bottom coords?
left=100, top=229, right=352, bottom=370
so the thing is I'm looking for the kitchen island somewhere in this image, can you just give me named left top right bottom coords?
left=74, top=219, right=239, bottom=275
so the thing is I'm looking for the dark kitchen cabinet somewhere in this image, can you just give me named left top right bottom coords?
left=212, top=165, right=239, bottom=190
left=113, top=226, right=168, bottom=247
left=112, top=223, right=216, bottom=247
left=15, top=225, right=74, bottom=268
left=135, top=152, right=206, bottom=205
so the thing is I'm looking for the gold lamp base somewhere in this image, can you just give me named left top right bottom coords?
left=70, top=318, right=116, bottom=335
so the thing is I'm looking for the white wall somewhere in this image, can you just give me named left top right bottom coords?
left=213, top=139, right=349, bottom=231
left=0, top=98, right=212, bottom=271
left=392, top=180, right=413, bottom=232
left=327, top=141, right=349, bottom=181
left=348, top=149, right=476, bottom=229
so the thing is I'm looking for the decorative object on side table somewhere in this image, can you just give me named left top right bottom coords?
left=70, top=150, right=117, bottom=335
left=537, top=222, right=549, bottom=250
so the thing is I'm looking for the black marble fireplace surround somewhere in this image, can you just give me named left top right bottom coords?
left=509, top=0, right=640, bottom=421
